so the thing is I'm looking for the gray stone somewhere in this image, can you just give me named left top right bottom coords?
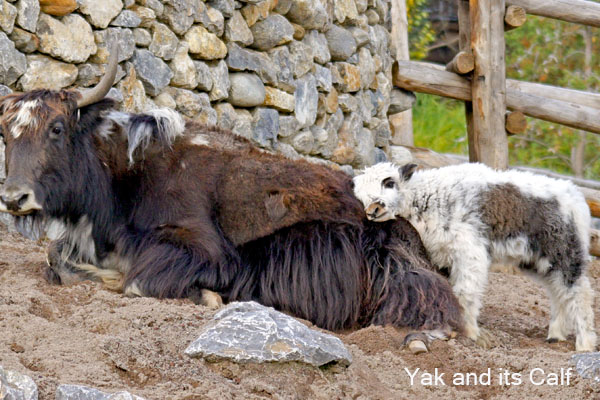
left=366, top=9, right=379, bottom=25
left=167, top=87, right=216, bottom=124
left=154, top=91, right=176, bottom=109
left=250, top=14, right=293, bottom=51
left=358, top=47, right=375, bottom=89
left=193, top=60, right=213, bottom=91
left=185, top=302, right=351, bottom=366
left=353, top=127, right=375, bottom=168
left=289, top=41, right=313, bottom=79
left=148, top=22, right=179, bottom=61
left=0, top=31, right=26, bottom=85
left=368, top=25, right=389, bottom=59
left=37, top=14, right=96, bottom=63
left=9, top=27, right=37, bottom=53
left=337, top=93, right=357, bottom=113
left=162, top=0, right=200, bottom=35
left=228, top=72, right=265, bottom=107
left=355, top=0, right=367, bottom=13
left=389, top=145, right=414, bottom=165
left=131, top=49, right=174, bottom=96
left=275, top=142, right=300, bottom=160
left=111, top=10, right=142, bottom=28
left=77, top=63, right=126, bottom=87
left=325, top=25, right=357, bottom=61
left=207, top=0, right=234, bottom=18
left=294, top=73, right=318, bottom=129
left=18, top=54, right=77, bottom=90
left=287, top=0, right=329, bottom=31
left=196, top=5, right=224, bottom=36
left=388, top=88, right=416, bottom=114
left=170, top=43, right=197, bottom=89
left=268, top=46, right=295, bottom=92
left=0, top=0, right=17, bottom=33
left=303, top=30, right=330, bottom=65
left=356, top=90, right=374, bottom=123
left=79, top=0, right=123, bottom=29
left=348, top=27, right=369, bottom=47
left=130, top=5, right=155, bottom=28
left=572, top=352, right=600, bottom=383
left=226, top=43, right=277, bottom=85
left=55, top=384, right=146, bottom=400
left=251, top=107, right=278, bottom=148
left=373, top=0, right=388, bottom=23
left=372, top=118, right=391, bottom=147
left=333, top=0, right=358, bottom=24
left=0, top=366, right=38, bottom=400
left=185, top=25, right=227, bottom=60
left=225, top=11, right=253, bottom=46
left=138, top=0, right=164, bottom=16
left=15, top=0, right=38, bottom=32
left=323, top=107, right=344, bottom=140
left=208, top=59, right=229, bottom=101
left=107, top=87, right=124, bottom=103
left=0, top=84, right=11, bottom=96
left=118, top=64, right=156, bottom=112
left=369, top=89, right=387, bottom=117
left=215, top=102, right=237, bottom=131
left=289, top=129, right=314, bottom=154
left=133, top=28, right=152, bottom=47
left=93, top=28, right=136, bottom=64
left=272, top=0, right=293, bottom=15
left=374, top=147, right=387, bottom=163
left=311, top=125, right=336, bottom=158
left=232, top=108, right=253, bottom=139
left=313, top=64, right=332, bottom=92
left=278, top=115, right=300, bottom=138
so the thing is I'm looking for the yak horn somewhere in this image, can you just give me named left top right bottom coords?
left=76, top=40, right=119, bottom=108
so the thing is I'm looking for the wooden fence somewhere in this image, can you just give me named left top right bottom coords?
left=391, top=0, right=600, bottom=255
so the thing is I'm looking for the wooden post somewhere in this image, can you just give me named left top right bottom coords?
left=389, top=0, right=413, bottom=146
left=445, top=51, right=475, bottom=74
left=457, top=1, right=476, bottom=162
left=469, top=0, right=509, bottom=169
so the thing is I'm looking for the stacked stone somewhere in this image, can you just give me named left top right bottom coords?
left=0, top=0, right=396, bottom=170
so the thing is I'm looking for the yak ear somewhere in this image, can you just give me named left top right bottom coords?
left=399, top=163, right=418, bottom=181
left=75, top=97, right=116, bottom=135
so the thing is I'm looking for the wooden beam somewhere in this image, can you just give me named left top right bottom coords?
left=445, top=51, right=474, bottom=74
left=505, top=111, right=527, bottom=135
left=393, top=61, right=600, bottom=134
left=504, top=5, right=527, bottom=30
left=507, top=0, right=600, bottom=28
left=506, top=80, right=600, bottom=110
left=469, top=0, right=509, bottom=169
left=389, top=0, right=413, bottom=146
left=457, top=1, right=475, bottom=165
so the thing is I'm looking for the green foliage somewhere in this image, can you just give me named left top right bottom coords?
left=406, top=0, right=436, bottom=59
left=412, top=93, right=467, bottom=154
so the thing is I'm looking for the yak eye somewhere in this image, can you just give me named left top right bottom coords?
left=383, top=178, right=396, bottom=189
left=49, top=122, right=64, bottom=138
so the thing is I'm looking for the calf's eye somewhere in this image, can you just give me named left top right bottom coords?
left=383, top=178, right=396, bottom=189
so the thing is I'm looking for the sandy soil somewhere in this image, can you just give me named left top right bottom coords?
left=1, top=222, right=599, bottom=400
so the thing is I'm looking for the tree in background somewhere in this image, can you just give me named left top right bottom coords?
left=505, top=16, right=600, bottom=179
left=406, top=0, right=436, bottom=59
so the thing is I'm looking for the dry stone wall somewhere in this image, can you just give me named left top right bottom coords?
left=0, top=0, right=403, bottom=171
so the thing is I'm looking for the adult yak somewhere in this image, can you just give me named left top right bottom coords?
left=0, top=46, right=461, bottom=337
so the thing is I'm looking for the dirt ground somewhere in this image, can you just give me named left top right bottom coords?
left=1, top=223, right=600, bottom=400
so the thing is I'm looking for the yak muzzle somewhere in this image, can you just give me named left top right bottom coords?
left=0, top=182, right=42, bottom=215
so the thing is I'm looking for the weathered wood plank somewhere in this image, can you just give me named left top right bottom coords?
left=507, top=0, right=600, bottom=28
left=505, top=111, right=527, bottom=134
left=389, top=0, right=413, bottom=146
left=504, top=5, right=527, bottom=30
left=506, top=80, right=600, bottom=110
left=445, top=51, right=474, bottom=74
left=393, top=61, right=600, bottom=134
left=457, top=1, right=476, bottom=165
left=469, top=0, right=509, bottom=169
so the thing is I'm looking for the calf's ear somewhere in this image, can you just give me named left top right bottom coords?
left=399, top=163, right=418, bottom=181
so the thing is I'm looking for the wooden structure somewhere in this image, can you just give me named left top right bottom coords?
left=392, top=0, right=600, bottom=225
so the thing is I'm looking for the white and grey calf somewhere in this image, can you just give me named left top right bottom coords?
left=352, top=162, right=596, bottom=352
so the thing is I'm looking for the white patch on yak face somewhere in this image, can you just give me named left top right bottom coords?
left=353, top=162, right=403, bottom=222
left=10, top=100, right=40, bottom=138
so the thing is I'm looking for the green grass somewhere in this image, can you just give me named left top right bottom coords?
left=412, top=93, right=468, bottom=156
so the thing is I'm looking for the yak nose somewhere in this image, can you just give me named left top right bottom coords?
left=365, top=201, right=385, bottom=220
left=0, top=184, right=37, bottom=214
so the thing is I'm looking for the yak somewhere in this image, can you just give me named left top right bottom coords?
left=0, top=47, right=462, bottom=338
